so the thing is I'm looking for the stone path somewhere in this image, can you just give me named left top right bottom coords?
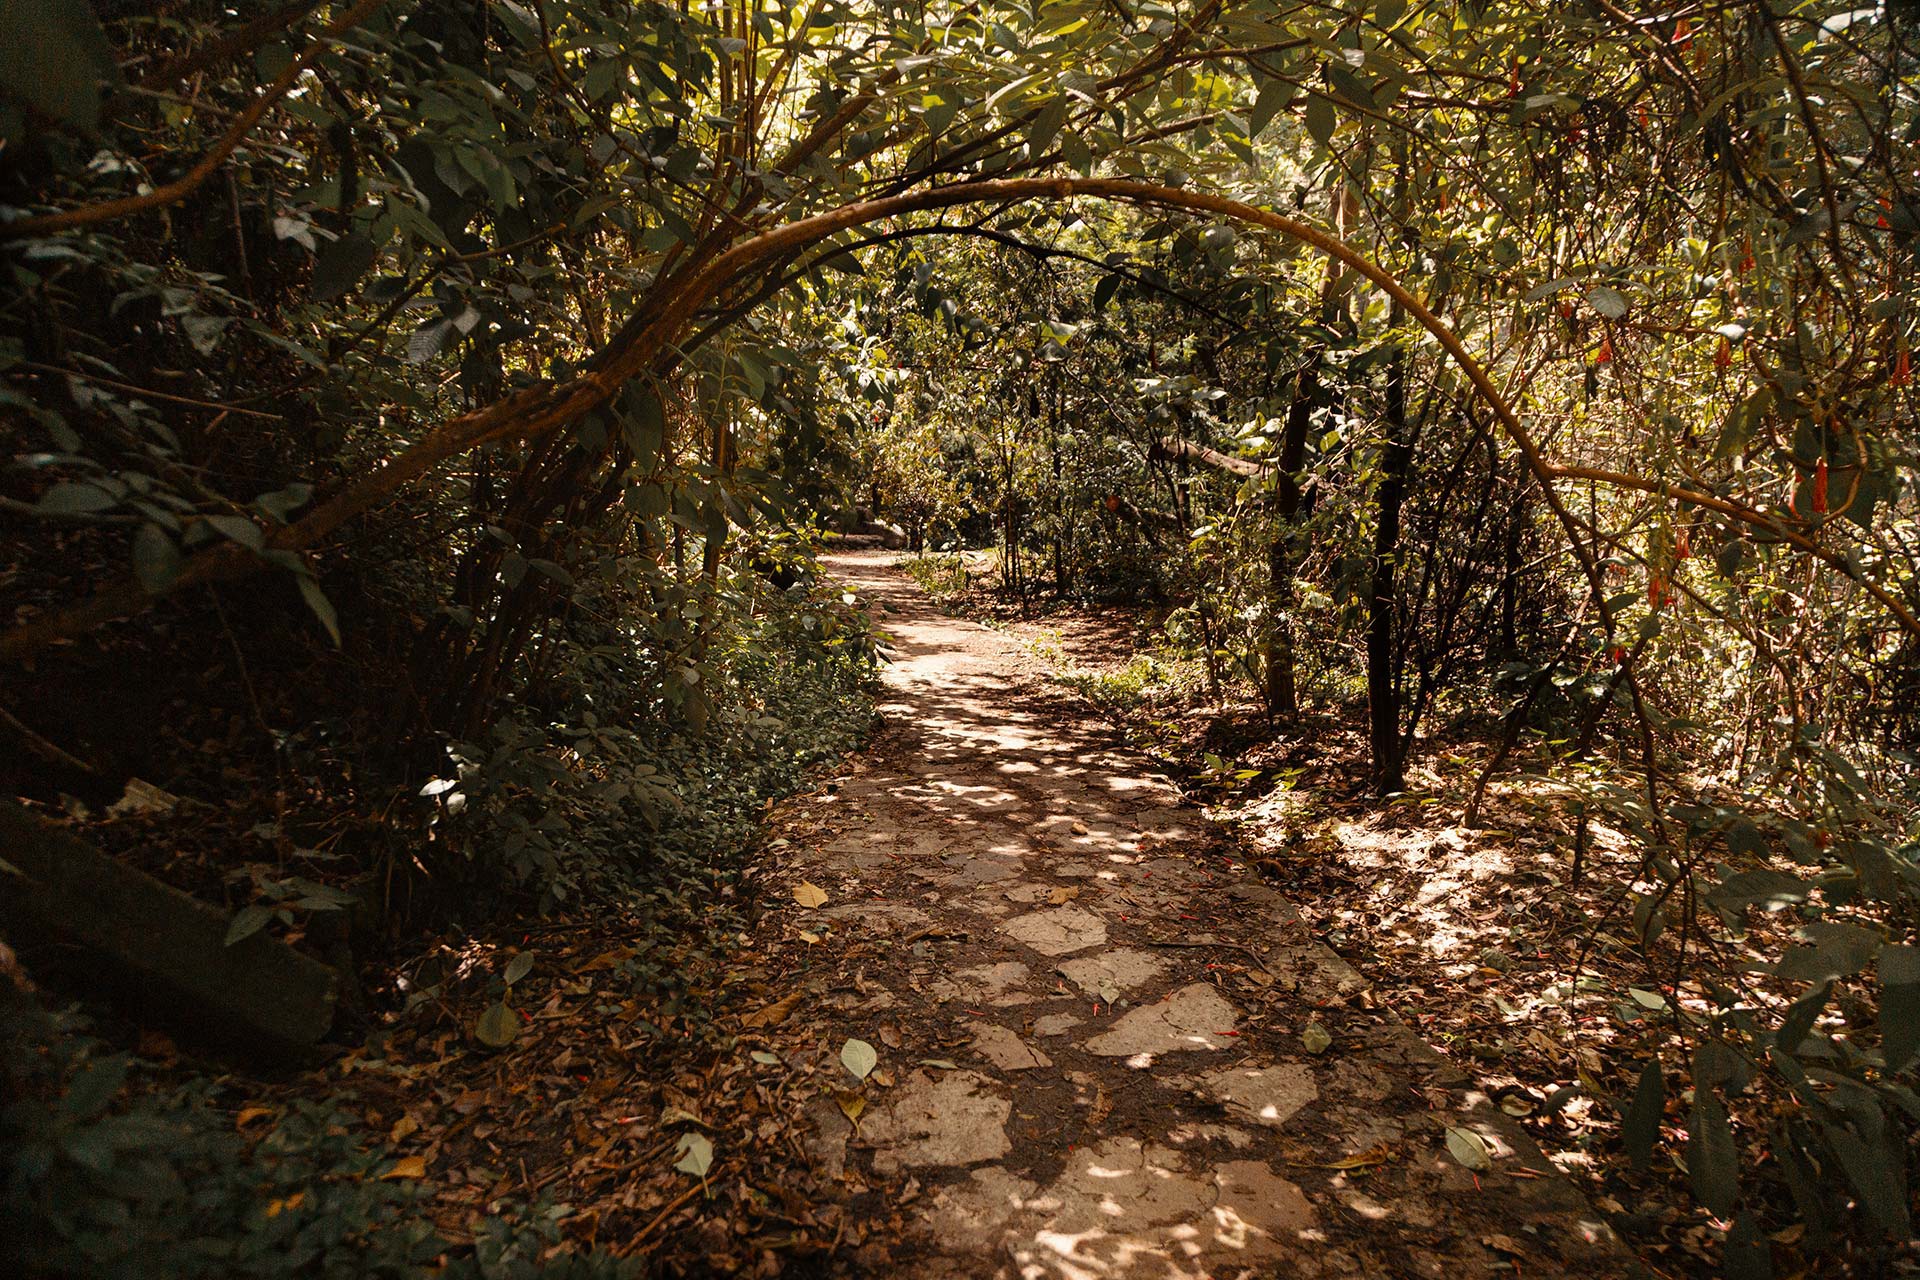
left=778, top=551, right=1636, bottom=1279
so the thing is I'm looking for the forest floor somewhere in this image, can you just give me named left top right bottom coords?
left=738, top=550, right=1638, bottom=1278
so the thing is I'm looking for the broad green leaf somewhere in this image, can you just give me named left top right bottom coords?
left=1622, top=1058, right=1663, bottom=1170
left=1686, top=1089, right=1739, bottom=1217
left=311, top=234, right=381, bottom=302
left=225, top=904, right=275, bottom=947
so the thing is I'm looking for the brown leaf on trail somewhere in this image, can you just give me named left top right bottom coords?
left=743, top=991, right=803, bottom=1028
left=1048, top=886, right=1080, bottom=905
left=836, top=1090, right=866, bottom=1123
left=792, top=881, right=829, bottom=908
left=389, top=1113, right=419, bottom=1143
left=1321, top=1143, right=1393, bottom=1170
left=235, top=1106, right=274, bottom=1128
left=381, top=1156, right=429, bottom=1180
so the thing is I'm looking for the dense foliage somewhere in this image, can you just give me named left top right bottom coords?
left=3, top=0, right=1920, bottom=1274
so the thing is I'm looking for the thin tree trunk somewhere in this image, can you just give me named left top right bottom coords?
left=1368, top=342, right=1414, bottom=795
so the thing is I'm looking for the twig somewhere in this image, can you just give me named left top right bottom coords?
left=0, top=704, right=97, bottom=775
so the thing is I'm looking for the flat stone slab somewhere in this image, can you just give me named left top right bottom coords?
left=1084, top=982, right=1239, bottom=1059
left=864, top=1070, right=1011, bottom=1173
left=1000, top=905, right=1108, bottom=956
left=972, top=1024, right=1051, bottom=1071
left=1030, top=1012, right=1082, bottom=1038
left=1055, top=948, right=1168, bottom=1001
left=930, top=961, right=1033, bottom=1006
left=1192, top=1063, right=1317, bottom=1129
left=920, top=1137, right=1316, bottom=1279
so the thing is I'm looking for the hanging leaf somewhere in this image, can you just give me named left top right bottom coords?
left=310, top=234, right=381, bottom=302
left=1687, top=1089, right=1740, bottom=1217
left=1878, top=945, right=1920, bottom=1069
left=475, top=1000, right=520, bottom=1048
left=1622, top=1058, right=1664, bottom=1170
left=1585, top=285, right=1630, bottom=319
left=673, top=1132, right=713, bottom=1177
left=840, top=1038, right=877, bottom=1080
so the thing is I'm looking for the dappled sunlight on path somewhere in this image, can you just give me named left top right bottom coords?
left=767, top=551, right=1634, bottom=1278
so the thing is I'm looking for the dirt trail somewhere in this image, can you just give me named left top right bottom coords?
left=774, top=551, right=1634, bottom=1279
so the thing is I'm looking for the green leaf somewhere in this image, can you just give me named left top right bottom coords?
left=1585, top=285, right=1630, bottom=319
left=1775, top=922, right=1883, bottom=983
left=1687, top=1088, right=1740, bottom=1217
left=475, top=1001, right=519, bottom=1048
left=1622, top=1058, right=1663, bottom=1170
left=1303, top=96, right=1336, bottom=147
left=310, top=234, right=381, bottom=302
left=225, top=903, right=275, bottom=947
left=297, top=575, right=342, bottom=646
left=204, top=514, right=265, bottom=552
left=0, top=0, right=120, bottom=129
left=37, top=481, right=115, bottom=515
left=1776, top=979, right=1830, bottom=1054
left=1879, top=945, right=1920, bottom=1069
left=131, top=523, right=182, bottom=593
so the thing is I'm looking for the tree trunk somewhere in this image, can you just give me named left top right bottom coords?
left=1367, top=344, right=1414, bottom=796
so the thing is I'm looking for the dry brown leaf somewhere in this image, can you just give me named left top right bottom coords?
left=1048, top=886, right=1080, bottom=905
left=1321, top=1143, right=1393, bottom=1170
left=792, top=881, right=829, bottom=908
left=389, top=1114, right=419, bottom=1143
left=743, top=991, right=803, bottom=1028
left=234, top=1106, right=274, bottom=1128
left=380, top=1156, right=429, bottom=1180
left=836, top=1090, right=867, bottom=1123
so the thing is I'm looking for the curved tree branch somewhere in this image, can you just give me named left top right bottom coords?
left=4, top=174, right=1909, bottom=663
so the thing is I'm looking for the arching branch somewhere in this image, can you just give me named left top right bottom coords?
left=4, top=174, right=1908, bottom=663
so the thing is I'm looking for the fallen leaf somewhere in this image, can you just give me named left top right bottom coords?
left=743, top=992, right=802, bottom=1029
left=388, top=1114, right=419, bottom=1143
left=799, top=930, right=821, bottom=944
left=749, top=1051, right=782, bottom=1066
left=475, top=1001, right=519, bottom=1048
left=792, top=881, right=829, bottom=908
left=1301, top=1023, right=1332, bottom=1054
left=918, top=1058, right=960, bottom=1070
left=1445, top=1125, right=1494, bottom=1171
left=659, top=1106, right=705, bottom=1128
left=235, top=1106, right=274, bottom=1128
left=673, top=1133, right=714, bottom=1177
left=841, top=1038, right=878, bottom=1081
left=1049, top=886, right=1080, bottom=905
left=381, top=1156, right=428, bottom=1180
left=1483, top=1234, right=1526, bottom=1257
left=836, top=1089, right=866, bottom=1123
left=264, top=1191, right=306, bottom=1218
left=504, top=951, right=535, bottom=985
left=1321, top=1143, right=1392, bottom=1170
